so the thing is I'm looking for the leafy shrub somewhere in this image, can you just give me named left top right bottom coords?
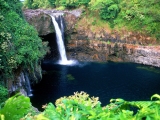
left=23, top=0, right=56, bottom=9
left=0, top=85, right=8, bottom=107
left=22, top=91, right=102, bottom=119
left=31, top=0, right=50, bottom=9
left=0, top=0, right=23, bottom=17
left=89, top=0, right=120, bottom=20
left=0, top=0, right=46, bottom=80
left=115, top=0, right=160, bottom=39
left=21, top=92, right=160, bottom=120
left=24, top=0, right=90, bottom=9
left=55, top=0, right=90, bottom=8
left=0, top=93, right=32, bottom=120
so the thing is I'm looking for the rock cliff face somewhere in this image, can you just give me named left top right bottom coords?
left=67, top=40, right=160, bottom=67
left=24, top=9, right=54, bottom=36
left=23, top=9, right=82, bottom=36
left=23, top=9, right=160, bottom=67
left=8, top=65, right=42, bottom=96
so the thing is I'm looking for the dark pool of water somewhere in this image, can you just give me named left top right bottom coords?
left=30, top=61, right=160, bottom=110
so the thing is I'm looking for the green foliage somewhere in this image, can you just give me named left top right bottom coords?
left=48, top=0, right=56, bottom=7
left=21, top=92, right=160, bottom=120
left=24, top=0, right=90, bottom=9
left=89, top=0, right=120, bottom=20
left=0, top=0, right=23, bottom=17
left=0, top=93, right=32, bottom=120
left=114, top=0, right=160, bottom=39
left=23, top=91, right=102, bottom=120
left=24, top=0, right=54, bottom=9
left=23, top=0, right=53, bottom=9
left=23, top=0, right=33, bottom=9
left=23, top=0, right=160, bottom=40
left=88, top=0, right=160, bottom=40
left=56, top=6, right=66, bottom=10
left=0, top=85, right=8, bottom=107
left=55, top=0, right=91, bottom=8
left=0, top=0, right=46, bottom=80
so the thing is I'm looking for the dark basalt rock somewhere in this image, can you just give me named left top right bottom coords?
left=23, top=9, right=82, bottom=36
left=67, top=40, right=160, bottom=67
left=24, top=9, right=54, bottom=36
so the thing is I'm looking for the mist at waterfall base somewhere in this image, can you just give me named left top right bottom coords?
left=30, top=62, right=160, bottom=111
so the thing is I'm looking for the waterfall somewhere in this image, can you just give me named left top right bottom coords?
left=24, top=72, right=33, bottom=96
left=50, top=14, right=77, bottom=65
left=8, top=72, right=33, bottom=96
left=60, top=15, right=64, bottom=41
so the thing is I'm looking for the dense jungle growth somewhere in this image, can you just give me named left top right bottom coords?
left=23, top=0, right=160, bottom=40
left=0, top=0, right=46, bottom=103
left=0, top=0, right=160, bottom=119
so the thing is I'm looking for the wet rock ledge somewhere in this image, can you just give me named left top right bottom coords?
left=67, top=40, right=160, bottom=67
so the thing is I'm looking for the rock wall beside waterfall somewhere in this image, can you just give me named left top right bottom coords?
left=23, top=9, right=160, bottom=67
left=7, top=64, right=42, bottom=96
left=67, top=40, right=160, bottom=67
left=24, top=9, right=54, bottom=36
left=23, top=9, right=82, bottom=36
left=7, top=72, right=29, bottom=96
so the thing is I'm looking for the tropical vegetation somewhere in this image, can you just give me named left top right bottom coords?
left=0, top=0, right=46, bottom=100
left=0, top=92, right=160, bottom=120
left=23, top=0, right=160, bottom=40
left=0, top=0, right=160, bottom=119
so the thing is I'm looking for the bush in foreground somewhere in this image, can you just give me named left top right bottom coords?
left=1, top=92, right=160, bottom=120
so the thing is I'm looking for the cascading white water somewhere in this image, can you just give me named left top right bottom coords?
left=50, top=15, right=67, bottom=62
left=50, top=14, right=77, bottom=65
left=60, top=16, right=64, bottom=41
left=24, top=72, right=33, bottom=96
